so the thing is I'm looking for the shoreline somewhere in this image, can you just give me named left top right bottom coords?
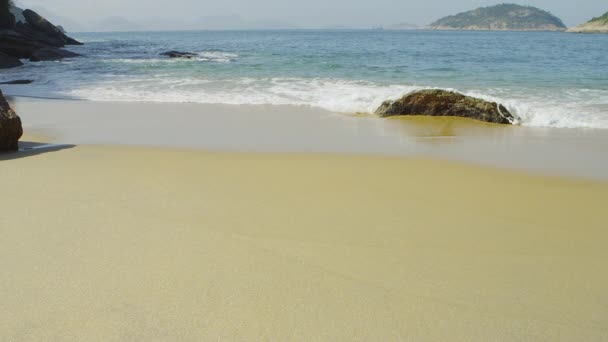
left=9, top=96, right=608, bottom=181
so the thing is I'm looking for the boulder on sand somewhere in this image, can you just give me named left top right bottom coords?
left=375, top=89, right=517, bottom=124
left=0, top=90, right=23, bottom=152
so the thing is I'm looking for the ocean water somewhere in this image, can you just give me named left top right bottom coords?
left=1, top=30, right=608, bottom=128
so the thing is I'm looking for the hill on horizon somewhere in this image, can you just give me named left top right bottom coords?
left=430, top=3, right=567, bottom=31
left=567, top=11, right=608, bottom=33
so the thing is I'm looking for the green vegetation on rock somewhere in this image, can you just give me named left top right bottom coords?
left=567, top=11, right=608, bottom=33
left=589, top=11, right=608, bottom=24
left=430, top=3, right=566, bottom=31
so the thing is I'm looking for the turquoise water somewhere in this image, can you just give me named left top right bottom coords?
left=2, top=30, right=608, bottom=128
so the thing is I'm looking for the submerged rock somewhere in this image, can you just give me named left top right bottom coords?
left=0, top=90, right=23, bottom=152
left=29, top=47, right=79, bottom=62
left=161, top=50, right=197, bottom=59
left=375, top=89, right=517, bottom=125
left=0, top=79, right=33, bottom=85
left=0, top=51, right=23, bottom=68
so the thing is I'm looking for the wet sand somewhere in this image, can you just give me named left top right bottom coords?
left=12, top=97, right=608, bottom=180
left=2, top=98, right=608, bottom=340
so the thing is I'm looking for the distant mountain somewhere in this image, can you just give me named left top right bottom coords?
left=383, top=23, right=420, bottom=30
left=322, top=24, right=355, bottom=30
left=430, top=4, right=567, bottom=31
left=567, top=11, right=608, bottom=33
left=93, top=16, right=145, bottom=32
left=193, top=15, right=298, bottom=30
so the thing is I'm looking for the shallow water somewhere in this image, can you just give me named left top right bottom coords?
left=13, top=98, right=608, bottom=180
left=2, top=30, right=608, bottom=128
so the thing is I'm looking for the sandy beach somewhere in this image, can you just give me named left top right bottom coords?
left=1, top=98, right=608, bottom=340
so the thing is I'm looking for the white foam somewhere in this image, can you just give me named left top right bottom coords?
left=464, top=89, right=608, bottom=129
left=196, top=51, right=238, bottom=63
left=4, top=73, right=608, bottom=129
left=65, top=78, right=424, bottom=113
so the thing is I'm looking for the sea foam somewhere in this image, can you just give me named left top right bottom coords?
left=58, top=78, right=608, bottom=129
left=2, top=30, right=607, bottom=129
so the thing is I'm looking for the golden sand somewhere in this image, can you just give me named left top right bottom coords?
left=1, top=145, right=607, bottom=341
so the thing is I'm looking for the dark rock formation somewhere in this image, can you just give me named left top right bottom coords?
left=0, top=7, right=15, bottom=29
left=19, top=10, right=82, bottom=46
left=161, top=50, right=197, bottom=59
left=30, top=47, right=79, bottom=62
left=0, top=89, right=23, bottom=152
left=0, top=6, right=82, bottom=68
left=0, top=50, right=22, bottom=68
left=0, top=79, right=33, bottom=85
left=375, top=89, right=517, bottom=125
left=0, top=28, right=49, bottom=58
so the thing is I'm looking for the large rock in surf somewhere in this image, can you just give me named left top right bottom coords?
left=0, top=51, right=22, bottom=68
left=0, top=90, right=23, bottom=152
left=0, top=79, right=33, bottom=85
left=161, top=50, right=197, bottom=59
left=375, top=89, right=517, bottom=125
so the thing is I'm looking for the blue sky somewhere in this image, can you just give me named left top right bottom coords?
left=17, top=0, right=607, bottom=28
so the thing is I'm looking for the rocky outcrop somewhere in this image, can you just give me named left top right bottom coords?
left=0, top=89, right=23, bottom=152
left=19, top=9, right=82, bottom=46
left=430, top=4, right=566, bottom=31
left=0, top=51, right=22, bottom=68
left=30, top=47, right=79, bottom=61
left=0, top=79, right=32, bottom=85
left=161, top=50, right=198, bottom=59
left=567, top=12, right=608, bottom=33
left=0, top=5, right=15, bottom=29
left=0, top=6, right=81, bottom=68
left=375, top=89, right=517, bottom=125
left=0, top=29, right=80, bottom=61
left=1, top=28, right=54, bottom=58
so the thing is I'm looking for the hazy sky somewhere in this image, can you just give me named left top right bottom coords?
left=17, top=0, right=606, bottom=28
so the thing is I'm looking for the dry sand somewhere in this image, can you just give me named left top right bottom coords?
left=1, top=144, right=607, bottom=341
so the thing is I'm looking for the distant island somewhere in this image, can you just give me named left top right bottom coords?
left=567, top=11, right=608, bottom=33
left=376, top=23, right=420, bottom=30
left=429, top=4, right=567, bottom=31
